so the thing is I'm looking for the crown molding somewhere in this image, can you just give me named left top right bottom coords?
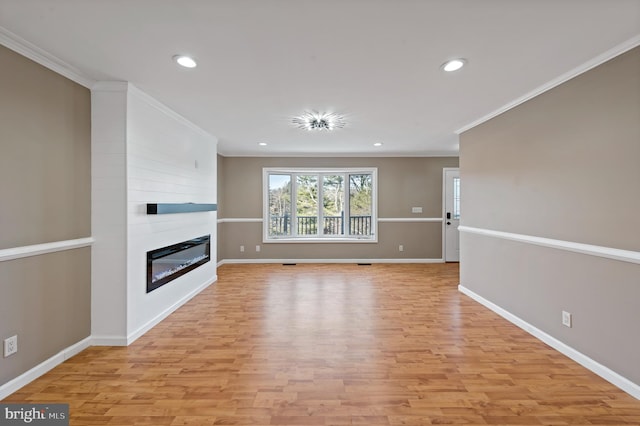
left=0, top=25, right=95, bottom=88
left=91, top=81, right=130, bottom=92
left=90, top=81, right=217, bottom=142
left=456, top=34, right=640, bottom=135
left=0, top=25, right=215, bottom=143
left=127, top=84, right=217, bottom=142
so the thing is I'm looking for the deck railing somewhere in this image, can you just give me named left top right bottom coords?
left=269, top=215, right=371, bottom=236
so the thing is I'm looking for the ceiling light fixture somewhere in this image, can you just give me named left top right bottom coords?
left=373, top=142, right=383, bottom=147
left=258, top=142, right=268, bottom=146
left=292, top=111, right=346, bottom=131
left=441, top=58, right=466, bottom=72
left=173, top=55, right=197, bottom=68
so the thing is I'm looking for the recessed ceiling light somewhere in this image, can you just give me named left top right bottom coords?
left=173, top=55, right=197, bottom=68
left=373, top=142, right=383, bottom=147
left=258, top=142, right=268, bottom=146
left=441, top=58, right=466, bottom=72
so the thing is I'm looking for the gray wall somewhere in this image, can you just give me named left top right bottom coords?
left=460, top=47, right=640, bottom=384
left=217, top=156, right=458, bottom=261
left=0, top=45, right=91, bottom=386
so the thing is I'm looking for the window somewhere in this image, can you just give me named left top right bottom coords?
left=264, top=168, right=377, bottom=242
left=453, top=177, right=460, bottom=219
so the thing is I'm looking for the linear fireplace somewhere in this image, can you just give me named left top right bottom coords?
left=146, top=235, right=211, bottom=293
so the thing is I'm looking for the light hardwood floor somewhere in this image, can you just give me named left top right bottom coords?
left=4, top=263, right=640, bottom=425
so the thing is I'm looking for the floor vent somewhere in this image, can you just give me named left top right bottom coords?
left=357, top=263, right=372, bottom=266
left=282, top=263, right=297, bottom=266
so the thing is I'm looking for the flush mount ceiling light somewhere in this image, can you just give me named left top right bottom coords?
left=292, top=111, right=346, bottom=131
left=441, top=58, right=466, bottom=72
left=373, top=142, right=383, bottom=147
left=258, top=142, right=268, bottom=146
left=173, top=55, right=197, bottom=68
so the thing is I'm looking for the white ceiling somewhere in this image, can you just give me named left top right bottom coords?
left=1, top=0, right=639, bottom=156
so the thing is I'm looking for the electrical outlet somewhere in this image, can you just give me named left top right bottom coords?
left=4, top=335, right=17, bottom=357
left=399, top=245, right=404, bottom=252
left=562, top=311, right=572, bottom=328
left=240, top=245, right=245, bottom=252
left=256, top=245, right=261, bottom=252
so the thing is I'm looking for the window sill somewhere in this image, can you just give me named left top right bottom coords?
left=264, top=237, right=377, bottom=244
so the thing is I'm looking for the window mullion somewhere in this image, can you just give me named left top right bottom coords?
left=344, top=173, right=350, bottom=237
left=291, top=173, right=298, bottom=238
left=317, top=174, right=324, bottom=237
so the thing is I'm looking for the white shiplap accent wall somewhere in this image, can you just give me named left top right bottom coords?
left=126, top=87, right=218, bottom=340
left=91, top=84, right=129, bottom=341
left=92, top=82, right=218, bottom=345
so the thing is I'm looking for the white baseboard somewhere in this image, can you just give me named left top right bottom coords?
left=218, top=258, right=444, bottom=266
left=0, top=336, right=92, bottom=400
left=92, top=275, right=218, bottom=346
left=124, top=274, right=217, bottom=345
left=458, top=284, right=640, bottom=400
left=90, top=335, right=128, bottom=346
left=1, top=275, right=219, bottom=399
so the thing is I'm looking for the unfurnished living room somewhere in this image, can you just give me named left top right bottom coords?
left=1, top=1, right=639, bottom=425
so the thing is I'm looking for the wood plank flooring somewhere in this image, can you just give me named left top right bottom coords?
left=4, top=263, right=640, bottom=425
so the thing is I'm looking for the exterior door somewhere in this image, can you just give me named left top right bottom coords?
left=443, top=168, right=460, bottom=262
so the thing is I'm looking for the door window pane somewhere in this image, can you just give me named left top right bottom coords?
left=453, top=177, right=461, bottom=219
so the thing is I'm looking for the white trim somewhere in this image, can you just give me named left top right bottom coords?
left=378, top=217, right=442, bottom=223
left=92, top=274, right=217, bottom=347
left=262, top=167, right=378, bottom=173
left=0, top=336, right=92, bottom=400
left=456, top=34, right=640, bottom=134
left=127, top=85, right=216, bottom=141
left=90, top=82, right=216, bottom=141
left=459, top=226, right=640, bottom=265
left=219, top=217, right=442, bottom=224
left=264, top=237, right=377, bottom=244
left=217, top=218, right=263, bottom=223
left=0, top=237, right=95, bottom=262
left=458, top=285, right=640, bottom=400
left=217, top=258, right=444, bottom=265
left=442, top=167, right=460, bottom=262
left=2, top=276, right=217, bottom=396
left=219, top=151, right=459, bottom=158
left=0, top=28, right=214, bottom=142
left=91, top=81, right=129, bottom=92
left=90, top=335, right=129, bottom=347
left=0, top=25, right=95, bottom=88
left=262, top=167, right=379, bottom=243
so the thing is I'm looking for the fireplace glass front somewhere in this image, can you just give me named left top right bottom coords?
left=146, top=235, right=211, bottom=293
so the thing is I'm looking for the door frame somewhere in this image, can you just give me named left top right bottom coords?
left=442, top=167, right=460, bottom=262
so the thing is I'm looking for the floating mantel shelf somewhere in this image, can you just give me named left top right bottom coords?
left=147, top=203, right=217, bottom=215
